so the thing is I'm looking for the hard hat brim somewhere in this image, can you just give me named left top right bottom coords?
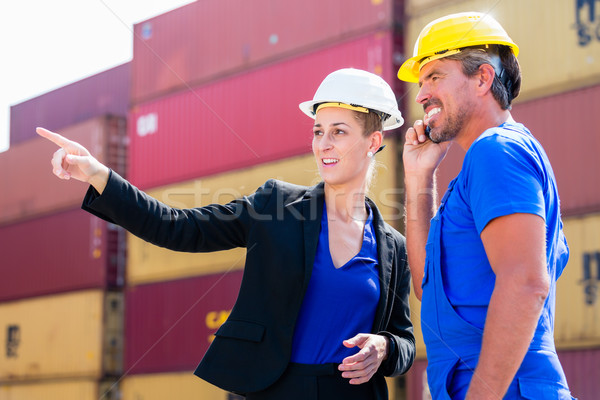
left=299, top=100, right=403, bottom=131
left=397, top=40, right=519, bottom=83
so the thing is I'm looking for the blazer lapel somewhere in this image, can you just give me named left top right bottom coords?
left=300, top=182, right=325, bottom=290
left=369, top=198, right=395, bottom=332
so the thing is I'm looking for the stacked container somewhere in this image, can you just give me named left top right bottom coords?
left=401, top=1, right=600, bottom=398
left=9, top=63, right=130, bottom=146
left=0, top=66, right=129, bottom=399
left=120, top=0, right=408, bottom=398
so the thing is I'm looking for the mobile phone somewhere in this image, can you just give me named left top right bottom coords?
left=425, top=125, right=431, bottom=140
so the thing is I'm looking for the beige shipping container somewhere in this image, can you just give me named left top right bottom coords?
left=127, top=140, right=400, bottom=285
left=0, top=290, right=123, bottom=382
left=402, top=0, right=600, bottom=124
left=0, top=379, right=118, bottom=400
left=555, top=213, right=600, bottom=348
left=0, top=115, right=126, bottom=226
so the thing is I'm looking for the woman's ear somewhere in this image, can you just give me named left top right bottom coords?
left=368, top=130, right=383, bottom=154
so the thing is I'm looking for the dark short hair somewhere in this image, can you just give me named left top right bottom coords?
left=445, top=45, right=521, bottom=110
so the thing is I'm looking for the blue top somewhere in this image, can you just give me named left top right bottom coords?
left=440, top=121, right=569, bottom=328
left=291, top=202, right=380, bottom=364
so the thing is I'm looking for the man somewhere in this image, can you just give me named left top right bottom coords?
left=399, top=12, right=574, bottom=399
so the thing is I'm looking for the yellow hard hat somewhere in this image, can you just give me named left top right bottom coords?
left=398, top=12, right=519, bottom=82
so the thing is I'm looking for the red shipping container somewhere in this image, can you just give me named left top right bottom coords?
left=131, top=0, right=400, bottom=104
left=558, top=348, right=600, bottom=399
left=0, top=208, right=125, bottom=301
left=0, top=115, right=127, bottom=225
left=125, top=271, right=243, bottom=374
left=10, top=63, right=130, bottom=146
left=434, top=84, right=600, bottom=216
left=129, top=30, right=396, bottom=189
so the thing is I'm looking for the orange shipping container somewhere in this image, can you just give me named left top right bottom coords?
left=0, top=115, right=127, bottom=226
left=555, top=213, right=600, bottom=348
left=127, top=141, right=399, bottom=285
left=0, top=379, right=118, bottom=400
left=0, top=290, right=123, bottom=382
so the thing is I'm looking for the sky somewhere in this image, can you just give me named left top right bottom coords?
left=0, top=0, right=196, bottom=152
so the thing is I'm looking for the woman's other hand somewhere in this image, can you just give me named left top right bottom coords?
left=338, top=333, right=389, bottom=385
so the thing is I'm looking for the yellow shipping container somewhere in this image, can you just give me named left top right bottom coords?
left=403, top=0, right=600, bottom=124
left=0, top=290, right=122, bottom=382
left=556, top=213, right=600, bottom=348
left=0, top=379, right=118, bottom=400
left=128, top=141, right=400, bottom=285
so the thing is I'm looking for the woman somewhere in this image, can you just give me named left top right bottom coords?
left=38, top=68, right=415, bottom=399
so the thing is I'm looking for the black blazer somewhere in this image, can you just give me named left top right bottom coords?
left=83, top=171, right=415, bottom=396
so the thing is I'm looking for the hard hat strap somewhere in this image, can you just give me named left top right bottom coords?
left=313, top=102, right=391, bottom=124
left=419, top=44, right=513, bottom=96
left=315, top=102, right=370, bottom=114
left=419, top=48, right=463, bottom=71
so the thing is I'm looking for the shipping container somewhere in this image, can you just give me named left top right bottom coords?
left=0, top=290, right=123, bottom=382
left=403, top=0, right=600, bottom=123
left=125, top=271, right=243, bottom=374
left=0, top=208, right=125, bottom=302
left=120, top=372, right=241, bottom=400
left=555, top=213, right=600, bottom=348
left=127, top=140, right=399, bottom=285
left=421, top=84, right=600, bottom=216
left=558, top=347, right=600, bottom=400
left=10, top=63, right=130, bottom=146
left=131, top=0, right=401, bottom=104
left=404, top=359, right=431, bottom=400
left=0, top=115, right=127, bottom=226
left=0, top=379, right=119, bottom=400
left=128, top=30, right=396, bottom=190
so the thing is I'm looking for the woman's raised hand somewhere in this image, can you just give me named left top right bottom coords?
left=36, top=127, right=110, bottom=193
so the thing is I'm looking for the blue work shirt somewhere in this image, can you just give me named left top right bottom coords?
left=422, top=122, right=574, bottom=399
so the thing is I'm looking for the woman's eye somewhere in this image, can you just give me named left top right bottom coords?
left=334, top=129, right=345, bottom=135
left=313, top=130, right=323, bottom=136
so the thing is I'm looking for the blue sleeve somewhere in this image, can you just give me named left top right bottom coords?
left=464, top=134, right=546, bottom=234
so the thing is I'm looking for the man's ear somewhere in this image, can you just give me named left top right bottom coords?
left=476, top=63, right=496, bottom=94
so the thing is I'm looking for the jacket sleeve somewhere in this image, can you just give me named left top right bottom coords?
left=82, top=169, right=274, bottom=253
left=377, top=233, right=416, bottom=376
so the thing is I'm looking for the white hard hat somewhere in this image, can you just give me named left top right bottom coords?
left=299, top=68, right=403, bottom=130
